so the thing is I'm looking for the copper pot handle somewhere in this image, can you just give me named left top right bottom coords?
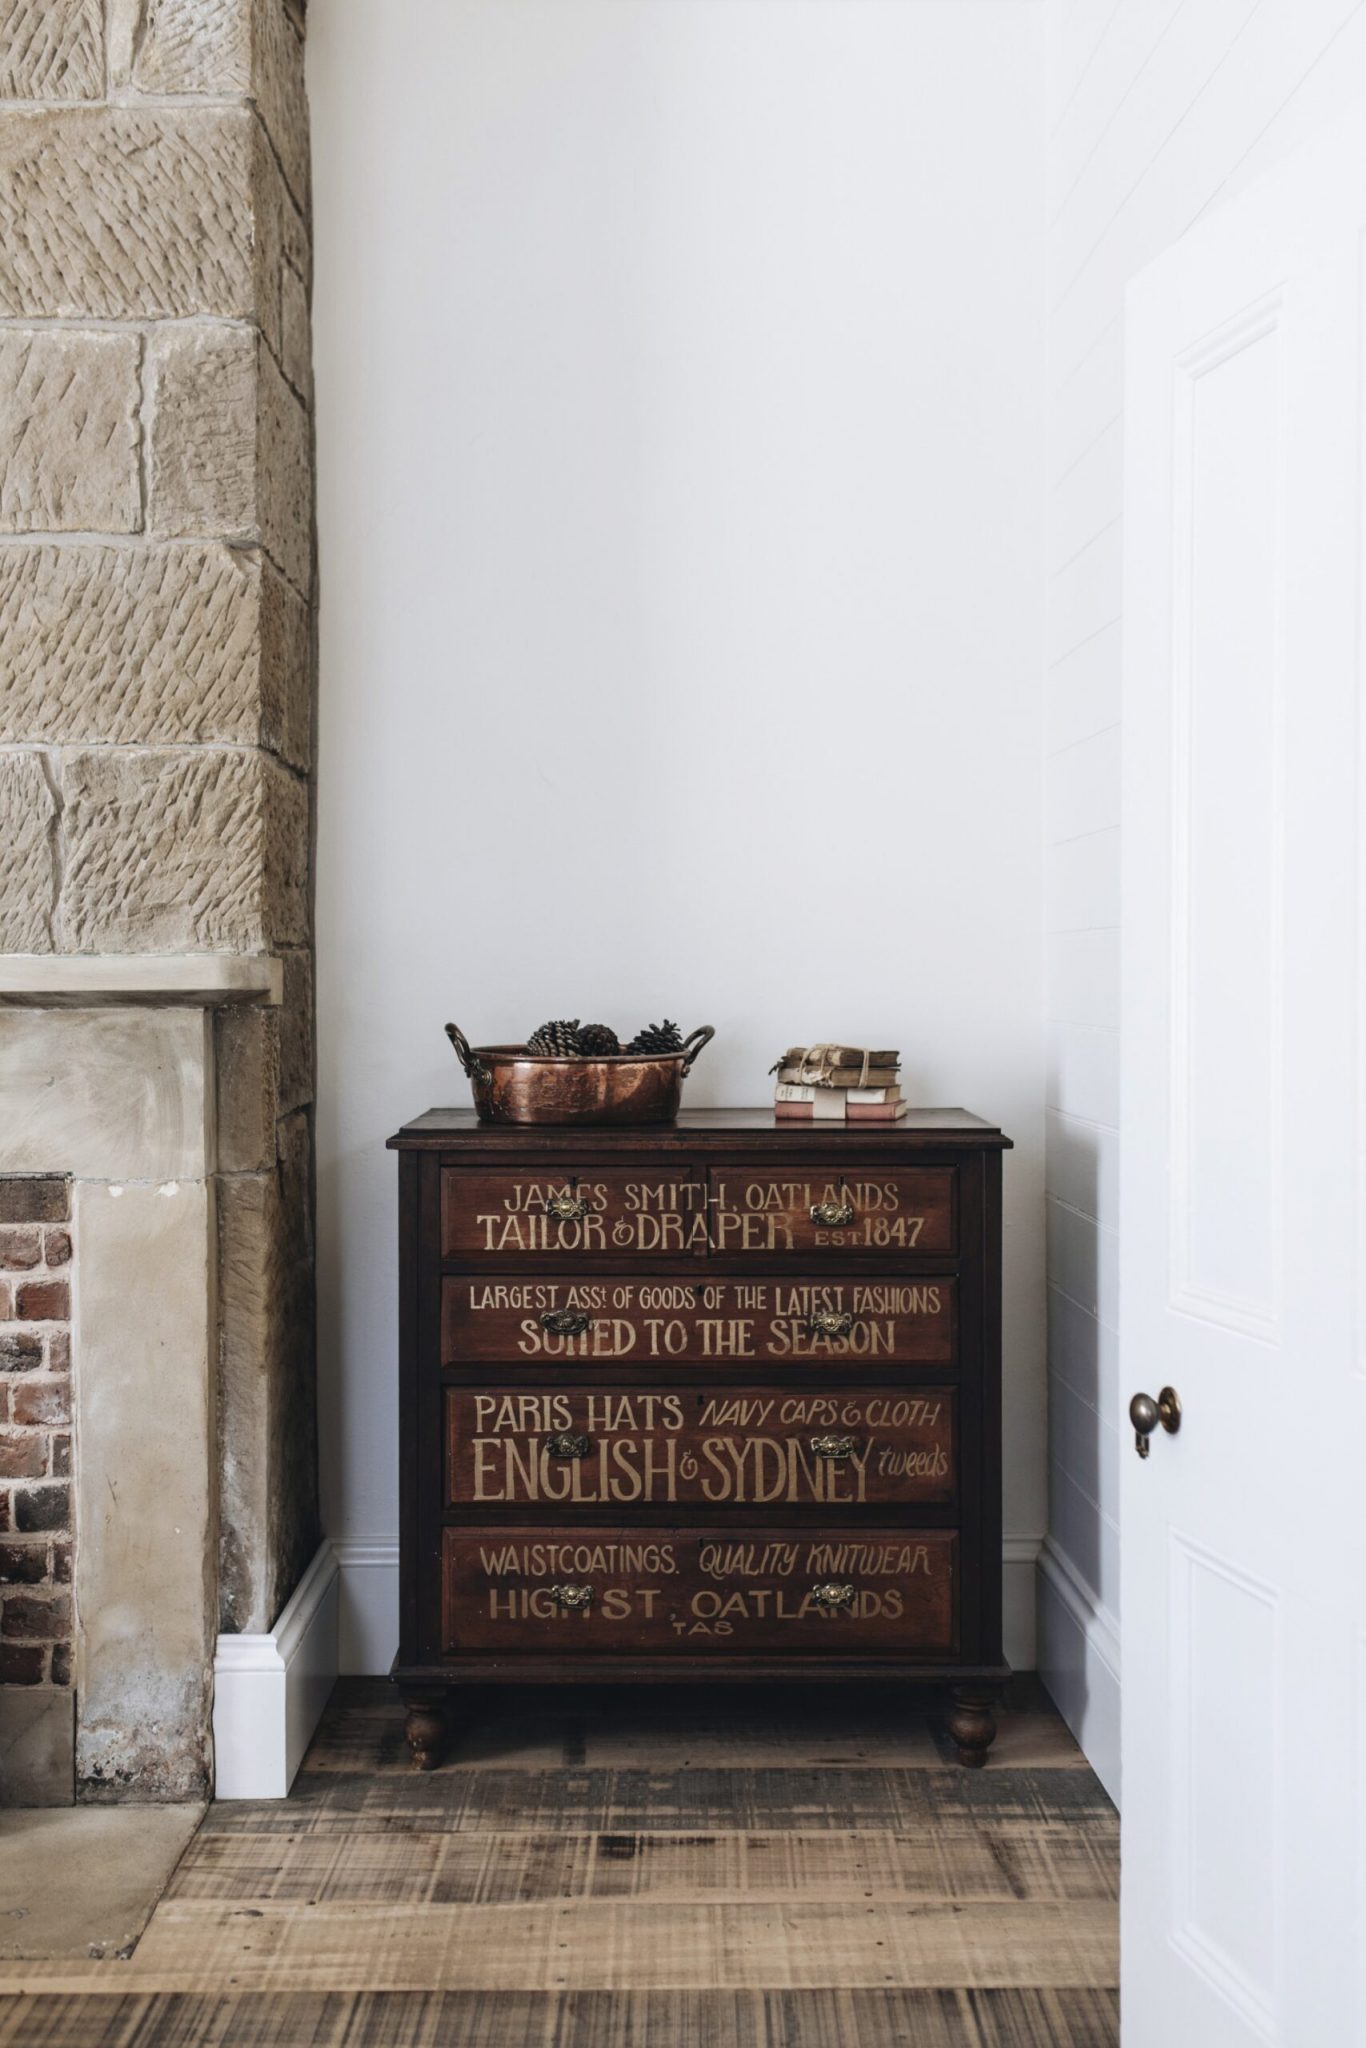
left=680, top=1025, right=715, bottom=1074
left=444, top=1022, right=490, bottom=1087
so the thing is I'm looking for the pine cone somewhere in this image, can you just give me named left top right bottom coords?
left=577, top=1023, right=620, bottom=1056
left=527, top=1018, right=581, bottom=1057
left=626, top=1020, right=684, bottom=1055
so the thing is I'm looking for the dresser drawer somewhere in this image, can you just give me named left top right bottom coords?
left=707, top=1168, right=955, bottom=1256
left=446, top=1384, right=956, bottom=1510
left=442, top=1275, right=956, bottom=1368
left=441, top=1169, right=708, bottom=1259
left=441, top=1526, right=957, bottom=1655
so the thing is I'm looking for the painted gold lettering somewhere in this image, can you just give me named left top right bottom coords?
left=504, top=1438, right=540, bottom=1499
left=471, top=1439, right=501, bottom=1501
left=608, top=1437, right=643, bottom=1503
left=700, top=1440, right=732, bottom=1501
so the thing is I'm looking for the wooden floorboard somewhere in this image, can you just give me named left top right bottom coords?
left=61, top=1894, right=1113, bottom=1993
left=0, top=1680, right=1119, bottom=2044
left=165, top=1824, right=1117, bottom=1907
left=195, top=1765, right=1116, bottom=1838
left=0, top=1988, right=1121, bottom=2047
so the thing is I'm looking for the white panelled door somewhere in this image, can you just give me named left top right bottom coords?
left=1121, top=118, right=1366, bottom=2047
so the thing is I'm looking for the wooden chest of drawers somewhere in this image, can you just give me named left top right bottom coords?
left=387, top=1107, right=1011, bottom=1768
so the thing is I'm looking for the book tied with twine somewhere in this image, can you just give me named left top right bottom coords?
left=770, top=1044, right=906, bottom=1121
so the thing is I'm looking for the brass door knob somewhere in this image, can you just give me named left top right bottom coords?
left=1129, top=1386, right=1181, bottom=1458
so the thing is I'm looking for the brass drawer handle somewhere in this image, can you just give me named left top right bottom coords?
left=811, top=1199, right=855, bottom=1227
left=544, top=1191, right=590, bottom=1222
left=540, top=1309, right=591, bottom=1337
left=544, top=1432, right=591, bottom=1459
left=810, top=1433, right=858, bottom=1461
left=809, top=1581, right=856, bottom=1612
left=808, top=1309, right=854, bottom=1338
left=550, top=1582, right=593, bottom=1611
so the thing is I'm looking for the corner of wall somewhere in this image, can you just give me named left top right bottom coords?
left=1037, top=1538, right=1120, bottom=1806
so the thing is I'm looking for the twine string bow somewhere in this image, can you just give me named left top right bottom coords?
left=794, top=1044, right=876, bottom=1089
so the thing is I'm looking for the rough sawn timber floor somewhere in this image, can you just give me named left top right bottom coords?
left=0, top=1675, right=1119, bottom=2046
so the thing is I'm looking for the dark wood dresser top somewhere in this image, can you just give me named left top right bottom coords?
left=389, top=1107, right=1013, bottom=1150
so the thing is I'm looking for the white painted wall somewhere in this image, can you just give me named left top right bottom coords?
left=1039, top=0, right=1366, bottom=1800
left=310, top=0, right=1049, bottom=1669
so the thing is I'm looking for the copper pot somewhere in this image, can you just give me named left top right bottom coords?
left=445, top=1023, right=715, bottom=1126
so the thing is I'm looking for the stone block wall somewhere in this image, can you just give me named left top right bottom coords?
left=0, top=1178, right=74, bottom=1691
left=0, top=0, right=318, bottom=1654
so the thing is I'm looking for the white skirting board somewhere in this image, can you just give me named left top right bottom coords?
left=334, top=1538, right=402, bottom=1676
left=1037, top=1536, right=1121, bottom=1807
left=1001, top=1534, right=1041, bottom=1673
left=333, top=1535, right=1045, bottom=1679
left=213, top=1540, right=339, bottom=1799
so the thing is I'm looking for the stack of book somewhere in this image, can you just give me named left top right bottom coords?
left=770, top=1044, right=906, bottom=1122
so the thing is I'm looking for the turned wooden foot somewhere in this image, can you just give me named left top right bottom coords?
left=402, top=1690, right=449, bottom=1771
left=948, top=1685, right=999, bottom=1768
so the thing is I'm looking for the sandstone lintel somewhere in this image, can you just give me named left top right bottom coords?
left=0, top=954, right=283, bottom=1008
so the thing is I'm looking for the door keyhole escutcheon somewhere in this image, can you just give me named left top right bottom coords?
left=1129, top=1386, right=1181, bottom=1459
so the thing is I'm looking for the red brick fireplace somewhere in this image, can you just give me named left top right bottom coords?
left=0, top=1177, right=74, bottom=1696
